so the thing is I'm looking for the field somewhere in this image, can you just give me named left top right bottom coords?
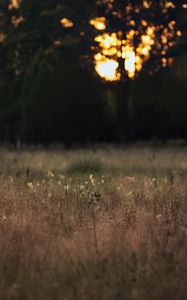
left=0, top=145, right=187, bottom=300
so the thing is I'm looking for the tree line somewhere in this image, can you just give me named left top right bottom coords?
left=0, top=0, right=187, bottom=145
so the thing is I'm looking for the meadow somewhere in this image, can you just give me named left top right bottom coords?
left=0, top=145, right=187, bottom=300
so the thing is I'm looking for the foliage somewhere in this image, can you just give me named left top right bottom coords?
left=0, top=0, right=187, bottom=144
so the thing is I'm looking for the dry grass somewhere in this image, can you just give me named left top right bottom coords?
left=0, top=145, right=187, bottom=300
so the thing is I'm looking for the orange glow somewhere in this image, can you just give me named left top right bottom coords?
left=162, top=57, right=167, bottom=67
left=165, top=2, right=175, bottom=8
left=176, top=30, right=182, bottom=37
left=94, top=55, right=120, bottom=81
left=12, top=16, right=25, bottom=27
left=92, top=25, right=156, bottom=81
left=90, top=17, right=106, bottom=30
left=60, top=18, right=74, bottom=28
left=0, top=32, right=6, bottom=43
left=129, top=20, right=136, bottom=26
left=143, top=1, right=151, bottom=9
left=9, top=0, right=20, bottom=10
left=124, top=48, right=136, bottom=78
left=90, top=1, right=184, bottom=81
left=141, top=20, right=148, bottom=27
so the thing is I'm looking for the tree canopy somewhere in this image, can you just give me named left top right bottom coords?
left=0, top=0, right=187, bottom=144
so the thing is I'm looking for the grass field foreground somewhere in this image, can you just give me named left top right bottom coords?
left=0, top=146, right=187, bottom=300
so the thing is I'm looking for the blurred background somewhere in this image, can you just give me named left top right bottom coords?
left=0, top=0, right=187, bottom=146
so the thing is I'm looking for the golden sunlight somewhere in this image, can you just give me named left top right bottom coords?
left=0, top=32, right=6, bottom=43
left=89, top=1, right=184, bottom=82
left=92, top=25, right=156, bottom=81
left=165, top=2, right=175, bottom=9
left=143, top=1, right=151, bottom=9
left=90, top=17, right=106, bottom=30
left=123, top=48, right=136, bottom=79
left=12, top=16, right=25, bottom=27
left=9, top=0, right=20, bottom=9
left=60, top=18, right=74, bottom=28
left=95, top=55, right=120, bottom=81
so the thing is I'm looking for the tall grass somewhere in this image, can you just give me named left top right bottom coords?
left=0, top=146, right=186, bottom=299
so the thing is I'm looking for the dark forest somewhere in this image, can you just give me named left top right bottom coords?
left=0, top=0, right=187, bottom=145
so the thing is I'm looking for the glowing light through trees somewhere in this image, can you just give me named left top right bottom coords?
left=94, top=54, right=120, bottom=81
left=91, top=26, right=156, bottom=81
left=9, top=0, right=20, bottom=10
left=90, top=0, right=184, bottom=82
left=90, top=17, right=107, bottom=30
left=60, top=18, right=74, bottom=28
left=3, top=0, right=186, bottom=83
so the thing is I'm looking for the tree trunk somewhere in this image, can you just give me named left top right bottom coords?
left=116, top=77, right=130, bottom=142
left=115, top=55, right=130, bottom=142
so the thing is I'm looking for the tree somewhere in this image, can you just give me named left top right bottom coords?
left=0, top=0, right=76, bottom=143
left=0, top=0, right=23, bottom=142
left=0, top=1, right=186, bottom=144
left=15, top=0, right=105, bottom=144
left=89, top=0, right=186, bottom=141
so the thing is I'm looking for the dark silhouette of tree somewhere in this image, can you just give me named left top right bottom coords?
left=89, top=0, right=185, bottom=140
left=0, top=0, right=186, bottom=144
left=0, top=0, right=24, bottom=142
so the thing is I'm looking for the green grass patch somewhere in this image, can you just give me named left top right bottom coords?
left=66, top=158, right=107, bottom=175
